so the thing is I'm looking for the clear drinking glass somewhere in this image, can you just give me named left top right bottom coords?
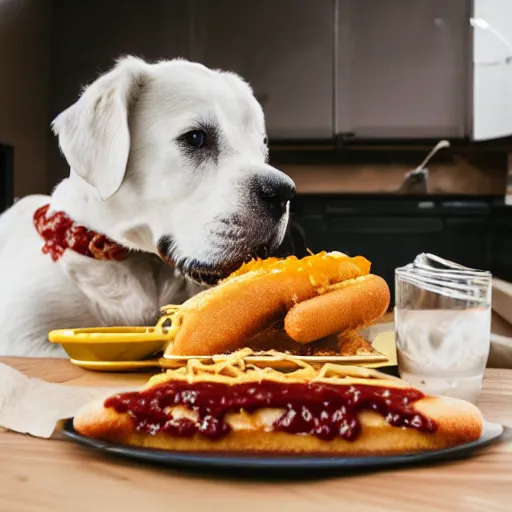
left=395, top=253, right=492, bottom=404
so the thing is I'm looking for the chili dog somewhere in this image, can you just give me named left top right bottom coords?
left=160, top=251, right=391, bottom=357
left=74, top=350, right=484, bottom=455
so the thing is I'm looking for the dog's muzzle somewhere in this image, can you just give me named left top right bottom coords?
left=156, top=235, right=275, bottom=286
left=156, top=171, right=295, bottom=285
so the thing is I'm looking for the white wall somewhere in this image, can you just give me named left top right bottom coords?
left=473, top=0, right=512, bottom=140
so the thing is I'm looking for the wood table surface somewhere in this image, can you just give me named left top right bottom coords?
left=0, top=357, right=511, bottom=512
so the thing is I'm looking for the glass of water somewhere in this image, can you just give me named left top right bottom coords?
left=395, top=253, right=492, bottom=404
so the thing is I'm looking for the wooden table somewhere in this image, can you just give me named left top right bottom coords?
left=1, top=358, right=511, bottom=512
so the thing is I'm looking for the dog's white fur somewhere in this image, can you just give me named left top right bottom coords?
left=0, top=56, right=293, bottom=357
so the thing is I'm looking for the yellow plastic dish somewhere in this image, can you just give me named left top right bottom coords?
left=49, top=325, right=397, bottom=373
left=48, top=327, right=169, bottom=362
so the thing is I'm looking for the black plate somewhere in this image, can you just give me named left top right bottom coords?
left=62, top=419, right=507, bottom=475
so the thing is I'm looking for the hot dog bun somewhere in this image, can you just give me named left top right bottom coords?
left=74, top=350, right=483, bottom=455
left=73, top=397, right=482, bottom=455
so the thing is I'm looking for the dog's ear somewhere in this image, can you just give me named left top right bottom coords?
left=51, top=56, right=148, bottom=200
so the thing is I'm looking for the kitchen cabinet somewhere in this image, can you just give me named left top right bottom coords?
left=192, top=0, right=334, bottom=140
left=45, top=0, right=512, bottom=150
left=336, top=0, right=470, bottom=139
left=335, top=0, right=512, bottom=141
left=193, top=0, right=512, bottom=141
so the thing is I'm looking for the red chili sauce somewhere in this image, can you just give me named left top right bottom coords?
left=105, top=380, right=436, bottom=441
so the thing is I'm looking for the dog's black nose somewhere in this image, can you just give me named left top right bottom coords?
left=251, top=173, right=296, bottom=216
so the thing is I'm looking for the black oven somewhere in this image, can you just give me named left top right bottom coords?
left=286, top=194, right=512, bottom=307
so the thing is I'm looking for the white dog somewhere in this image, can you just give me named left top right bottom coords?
left=0, top=56, right=295, bottom=357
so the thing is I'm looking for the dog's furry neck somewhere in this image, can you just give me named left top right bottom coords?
left=50, top=171, right=156, bottom=255
left=51, top=173, right=108, bottom=229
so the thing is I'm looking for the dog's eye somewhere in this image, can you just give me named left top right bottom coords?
left=263, top=136, right=268, bottom=145
left=184, top=130, right=206, bottom=148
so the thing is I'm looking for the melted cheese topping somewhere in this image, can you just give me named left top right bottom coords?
left=157, top=404, right=388, bottom=432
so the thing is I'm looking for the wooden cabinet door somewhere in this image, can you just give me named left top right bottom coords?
left=193, top=0, right=335, bottom=140
left=336, top=0, right=470, bottom=139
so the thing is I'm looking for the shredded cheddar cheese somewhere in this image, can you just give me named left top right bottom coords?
left=146, top=348, right=406, bottom=389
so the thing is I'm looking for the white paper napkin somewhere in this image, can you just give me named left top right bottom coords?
left=0, top=362, right=129, bottom=438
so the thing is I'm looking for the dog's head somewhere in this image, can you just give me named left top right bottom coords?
left=52, top=56, right=295, bottom=284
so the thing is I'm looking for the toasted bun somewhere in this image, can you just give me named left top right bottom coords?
left=284, top=274, right=391, bottom=343
left=74, top=351, right=483, bottom=455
